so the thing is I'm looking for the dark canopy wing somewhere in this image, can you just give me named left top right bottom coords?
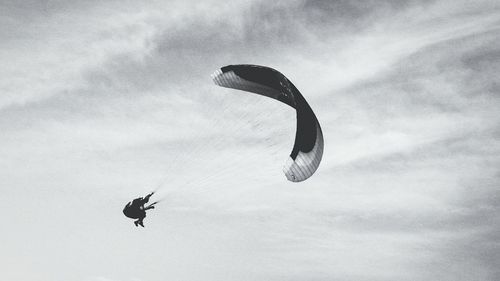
left=212, top=64, right=324, bottom=182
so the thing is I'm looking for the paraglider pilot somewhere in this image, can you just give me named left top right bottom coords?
left=123, top=192, right=156, bottom=227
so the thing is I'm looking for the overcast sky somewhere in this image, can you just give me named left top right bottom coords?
left=1, top=0, right=500, bottom=280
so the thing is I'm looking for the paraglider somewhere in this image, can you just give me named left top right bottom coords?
left=212, top=64, right=324, bottom=182
left=123, top=192, right=157, bottom=227
left=121, top=65, right=323, bottom=228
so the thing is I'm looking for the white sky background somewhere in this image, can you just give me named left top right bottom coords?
left=1, top=0, right=500, bottom=280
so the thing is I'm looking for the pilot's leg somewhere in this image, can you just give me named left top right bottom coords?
left=137, top=213, right=146, bottom=227
left=137, top=218, right=144, bottom=227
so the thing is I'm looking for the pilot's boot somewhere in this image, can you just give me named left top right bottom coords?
left=134, top=221, right=139, bottom=227
left=138, top=220, right=144, bottom=227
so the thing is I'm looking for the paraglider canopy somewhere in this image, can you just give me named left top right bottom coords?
left=212, top=64, right=324, bottom=182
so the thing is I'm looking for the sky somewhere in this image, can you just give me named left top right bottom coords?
left=1, top=0, right=499, bottom=280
